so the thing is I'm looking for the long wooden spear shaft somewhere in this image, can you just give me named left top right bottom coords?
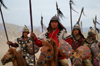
left=77, top=7, right=84, bottom=23
left=29, top=0, right=35, bottom=65
left=69, top=0, right=73, bottom=32
left=95, top=16, right=99, bottom=40
left=0, top=6, right=10, bottom=48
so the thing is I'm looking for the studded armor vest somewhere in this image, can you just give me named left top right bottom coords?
left=17, top=37, right=31, bottom=56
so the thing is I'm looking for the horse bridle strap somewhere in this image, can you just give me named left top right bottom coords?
left=4, top=55, right=15, bottom=61
left=40, top=52, right=54, bottom=58
left=73, top=58, right=82, bottom=63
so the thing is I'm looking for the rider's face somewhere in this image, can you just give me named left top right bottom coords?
left=51, top=20, right=58, bottom=29
left=92, top=34, right=96, bottom=39
left=23, top=32, right=28, bottom=38
left=73, top=29, right=79, bottom=36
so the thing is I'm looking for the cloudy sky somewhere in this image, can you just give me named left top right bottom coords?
left=0, top=0, right=100, bottom=28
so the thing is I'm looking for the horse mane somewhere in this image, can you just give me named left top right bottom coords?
left=49, top=39, right=58, bottom=63
left=75, top=49, right=82, bottom=56
left=8, top=47, right=27, bottom=66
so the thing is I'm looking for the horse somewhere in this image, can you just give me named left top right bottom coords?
left=72, top=46, right=91, bottom=66
left=1, top=47, right=27, bottom=66
left=37, top=39, right=58, bottom=66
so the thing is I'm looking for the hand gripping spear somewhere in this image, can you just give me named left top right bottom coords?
left=0, top=0, right=10, bottom=48
left=29, top=0, right=35, bottom=65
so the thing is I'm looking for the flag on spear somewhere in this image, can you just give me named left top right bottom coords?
left=56, top=2, right=65, bottom=18
left=0, top=0, right=7, bottom=9
left=0, top=0, right=9, bottom=43
left=69, top=0, right=78, bottom=32
left=96, top=28, right=100, bottom=33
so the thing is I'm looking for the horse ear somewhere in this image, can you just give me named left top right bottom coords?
left=72, top=49, right=75, bottom=54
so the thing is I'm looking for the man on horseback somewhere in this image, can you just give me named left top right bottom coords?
left=87, top=27, right=99, bottom=66
left=31, top=15, right=72, bottom=66
left=7, top=25, right=35, bottom=66
left=69, top=23, right=93, bottom=66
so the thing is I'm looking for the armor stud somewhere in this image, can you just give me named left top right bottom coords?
left=62, top=42, right=64, bottom=45
left=68, top=51, right=71, bottom=54
left=63, top=51, right=65, bottom=54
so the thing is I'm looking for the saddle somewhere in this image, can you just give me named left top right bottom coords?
left=59, top=39, right=72, bottom=58
left=27, top=42, right=39, bottom=55
left=77, top=46, right=91, bottom=60
left=91, top=43, right=100, bottom=57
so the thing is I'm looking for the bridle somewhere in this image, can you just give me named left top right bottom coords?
left=40, top=52, right=54, bottom=62
left=73, top=58, right=82, bottom=63
left=4, top=55, right=15, bottom=62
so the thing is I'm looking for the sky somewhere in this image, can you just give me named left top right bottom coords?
left=0, top=0, right=100, bottom=28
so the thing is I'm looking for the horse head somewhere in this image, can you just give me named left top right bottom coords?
left=1, top=47, right=27, bottom=66
left=73, top=50, right=82, bottom=66
left=1, top=47, right=16, bottom=65
left=37, top=39, right=58, bottom=66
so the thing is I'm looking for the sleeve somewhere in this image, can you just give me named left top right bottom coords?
left=65, top=38, right=72, bottom=45
left=10, top=42, right=19, bottom=47
left=33, top=37, right=42, bottom=47
left=62, top=31, right=72, bottom=45
left=10, top=39, right=19, bottom=47
left=32, top=32, right=47, bottom=47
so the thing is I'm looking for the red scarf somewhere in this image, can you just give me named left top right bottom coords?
left=48, top=28, right=60, bottom=47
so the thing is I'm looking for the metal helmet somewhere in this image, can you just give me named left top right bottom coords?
left=73, top=22, right=81, bottom=30
left=22, top=25, right=29, bottom=33
left=50, top=15, right=60, bottom=22
left=88, top=27, right=96, bottom=36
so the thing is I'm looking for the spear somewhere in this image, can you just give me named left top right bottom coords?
left=81, top=21, right=83, bottom=33
left=77, top=7, right=85, bottom=23
left=0, top=0, right=10, bottom=48
left=69, top=0, right=73, bottom=32
left=69, top=0, right=78, bottom=32
left=41, top=13, right=43, bottom=33
left=93, top=16, right=99, bottom=40
left=95, top=15, right=99, bottom=40
left=29, top=0, right=35, bottom=65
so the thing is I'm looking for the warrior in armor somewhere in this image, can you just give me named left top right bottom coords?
left=87, top=27, right=99, bottom=66
left=7, top=25, right=35, bottom=66
left=87, top=27, right=98, bottom=44
left=30, top=15, right=72, bottom=66
left=69, top=23, right=93, bottom=66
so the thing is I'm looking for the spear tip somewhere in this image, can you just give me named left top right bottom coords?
left=56, top=1, right=58, bottom=8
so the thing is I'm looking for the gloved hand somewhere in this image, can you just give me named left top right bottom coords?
left=30, top=32, right=37, bottom=40
left=7, top=41, right=12, bottom=45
